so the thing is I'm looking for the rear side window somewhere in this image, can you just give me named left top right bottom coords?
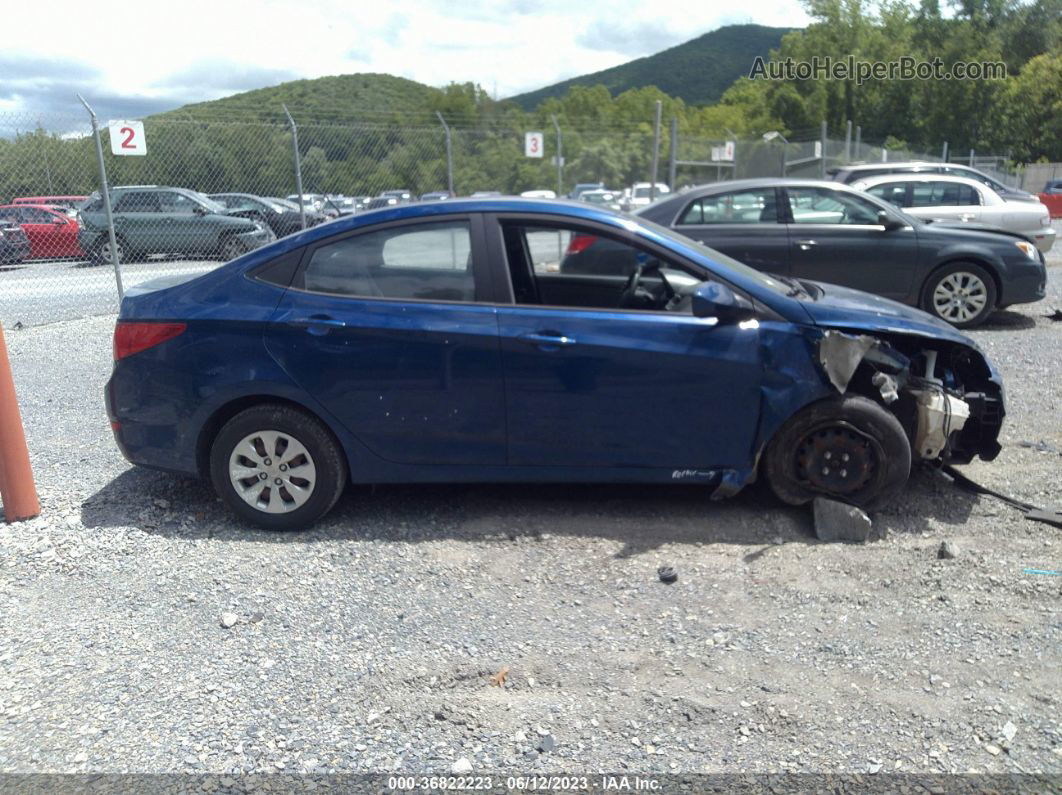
left=113, top=192, right=160, bottom=213
left=678, top=189, right=779, bottom=225
left=910, top=182, right=980, bottom=207
left=300, top=221, right=475, bottom=302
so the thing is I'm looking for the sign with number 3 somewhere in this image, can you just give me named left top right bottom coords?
left=108, top=120, right=147, bottom=156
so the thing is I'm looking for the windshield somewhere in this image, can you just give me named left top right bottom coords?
left=189, top=191, right=227, bottom=214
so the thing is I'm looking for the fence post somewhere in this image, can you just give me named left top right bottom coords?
left=668, top=117, right=677, bottom=189
left=941, top=141, right=949, bottom=162
left=551, top=115, right=563, bottom=198
left=969, top=148, right=975, bottom=166
left=76, top=94, right=123, bottom=303
left=435, top=111, right=454, bottom=196
left=649, top=100, right=662, bottom=201
left=283, top=104, right=306, bottom=230
left=820, top=120, right=828, bottom=178
left=844, top=120, right=852, bottom=162
left=855, top=125, right=861, bottom=154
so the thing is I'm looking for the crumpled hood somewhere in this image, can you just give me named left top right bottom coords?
left=798, top=281, right=979, bottom=346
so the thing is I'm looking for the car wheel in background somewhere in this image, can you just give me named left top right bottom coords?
left=90, top=236, right=125, bottom=266
left=209, top=404, right=347, bottom=531
left=219, top=234, right=245, bottom=261
left=763, top=395, right=911, bottom=510
left=921, top=261, right=997, bottom=328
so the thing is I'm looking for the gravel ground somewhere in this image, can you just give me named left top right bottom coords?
left=0, top=254, right=1059, bottom=777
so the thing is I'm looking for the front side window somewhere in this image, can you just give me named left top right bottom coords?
left=679, top=189, right=779, bottom=225
left=786, top=187, right=881, bottom=225
left=501, top=221, right=704, bottom=311
left=865, top=182, right=910, bottom=207
left=301, top=221, right=475, bottom=302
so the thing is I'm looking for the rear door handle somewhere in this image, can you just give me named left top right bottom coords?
left=793, top=239, right=817, bottom=250
left=518, top=332, right=576, bottom=348
left=290, top=315, right=347, bottom=334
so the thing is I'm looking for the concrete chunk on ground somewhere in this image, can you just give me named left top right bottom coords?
left=812, top=497, right=873, bottom=542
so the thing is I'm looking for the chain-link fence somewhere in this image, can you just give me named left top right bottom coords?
left=0, top=105, right=1023, bottom=327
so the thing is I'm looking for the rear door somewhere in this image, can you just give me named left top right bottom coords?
left=111, top=190, right=162, bottom=253
left=264, top=215, right=506, bottom=466
left=908, top=181, right=982, bottom=222
left=669, top=187, right=790, bottom=275
left=782, top=186, right=920, bottom=299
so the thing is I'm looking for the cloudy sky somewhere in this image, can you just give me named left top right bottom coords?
left=1, top=0, right=808, bottom=124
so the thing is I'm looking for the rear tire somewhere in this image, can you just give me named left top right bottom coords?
left=763, top=395, right=911, bottom=510
left=219, top=234, right=244, bottom=261
left=209, top=404, right=347, bottom=530
left=91, top=236, right=125, bottom=266
left=921, top=262, right=996, bottom=328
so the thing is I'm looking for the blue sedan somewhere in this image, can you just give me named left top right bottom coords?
left=105, top=198, right=1004, bottom=530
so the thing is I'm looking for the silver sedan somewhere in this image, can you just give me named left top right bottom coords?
left=854, top=174, right=1055, bottom=253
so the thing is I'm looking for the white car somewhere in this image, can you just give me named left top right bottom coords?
left=624, top=182, right=671, bottom=211
left=520, top=190, right=557, bottom=199
left=854, top=174, right=1055, bottom=253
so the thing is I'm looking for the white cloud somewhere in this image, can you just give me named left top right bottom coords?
left=3, top=0, right=809, bottom=120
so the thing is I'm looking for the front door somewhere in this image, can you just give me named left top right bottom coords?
left=264, top=216, right=506, bottom=466
left=491, top=220, right=764, bottom=470
left=782, top=186, right=920, bottom=300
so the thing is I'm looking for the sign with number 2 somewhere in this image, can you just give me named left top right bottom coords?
left=108, top=120, right=147, bottom=156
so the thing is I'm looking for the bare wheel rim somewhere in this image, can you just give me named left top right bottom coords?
left=932, top=271, right=988, bottom=323
left=228, top=430, right=317, bottom=514
left=222, top=237, right=242, bottom=259
left=794, top=424, right=880, bottom=496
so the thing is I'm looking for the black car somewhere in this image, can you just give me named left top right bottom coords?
left=628, top=179, right=1046, bottom=328
left=830, top=162, right=1036, bottom=203
left=210, top=194, right=328, bottom=238
left=0, top=218, right=31, bottom=264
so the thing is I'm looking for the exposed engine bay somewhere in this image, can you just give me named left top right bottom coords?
left=817, top=330, right=1004, bottom=465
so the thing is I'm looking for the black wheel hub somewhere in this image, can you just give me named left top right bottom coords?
left=795, top=425, right=879, bottom=495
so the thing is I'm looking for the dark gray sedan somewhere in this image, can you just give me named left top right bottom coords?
left=634, top=179, right=1047, bottom=327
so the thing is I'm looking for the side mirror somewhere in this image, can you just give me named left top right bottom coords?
left=877, top=210, right=904, bottom=231
left=692, top=282, right=756, bottom=323
left=193, top=206, right=207, bottom=216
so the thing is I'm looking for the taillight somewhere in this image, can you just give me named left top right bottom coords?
left=113, top=322, right=186, bottom=360
left=565, top=233, right=598, bottom=256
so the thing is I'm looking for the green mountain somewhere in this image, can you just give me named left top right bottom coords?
left=156, top=73, right=443, bottom=123
left=507, top=24, right=795, bottom=109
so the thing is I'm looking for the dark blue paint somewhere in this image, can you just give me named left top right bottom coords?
left=105, top=198, right=1000, bottom=494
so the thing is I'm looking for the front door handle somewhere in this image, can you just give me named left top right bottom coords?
left=518, top=331, right=576, bottom=349
left=793, top=239, right=817, bottom=250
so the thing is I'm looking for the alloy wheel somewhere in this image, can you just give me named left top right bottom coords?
left=931, top=271, right=989, bottom=323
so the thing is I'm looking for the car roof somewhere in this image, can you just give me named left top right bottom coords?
left=853, top=173, right=989, bottom=190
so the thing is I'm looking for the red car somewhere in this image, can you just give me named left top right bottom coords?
left=0, top=204, right=83, bottom=259
left=11, top=195, right=88, bottom=210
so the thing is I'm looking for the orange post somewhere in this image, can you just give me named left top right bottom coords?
left=0, top=326, right=39, bottom=522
